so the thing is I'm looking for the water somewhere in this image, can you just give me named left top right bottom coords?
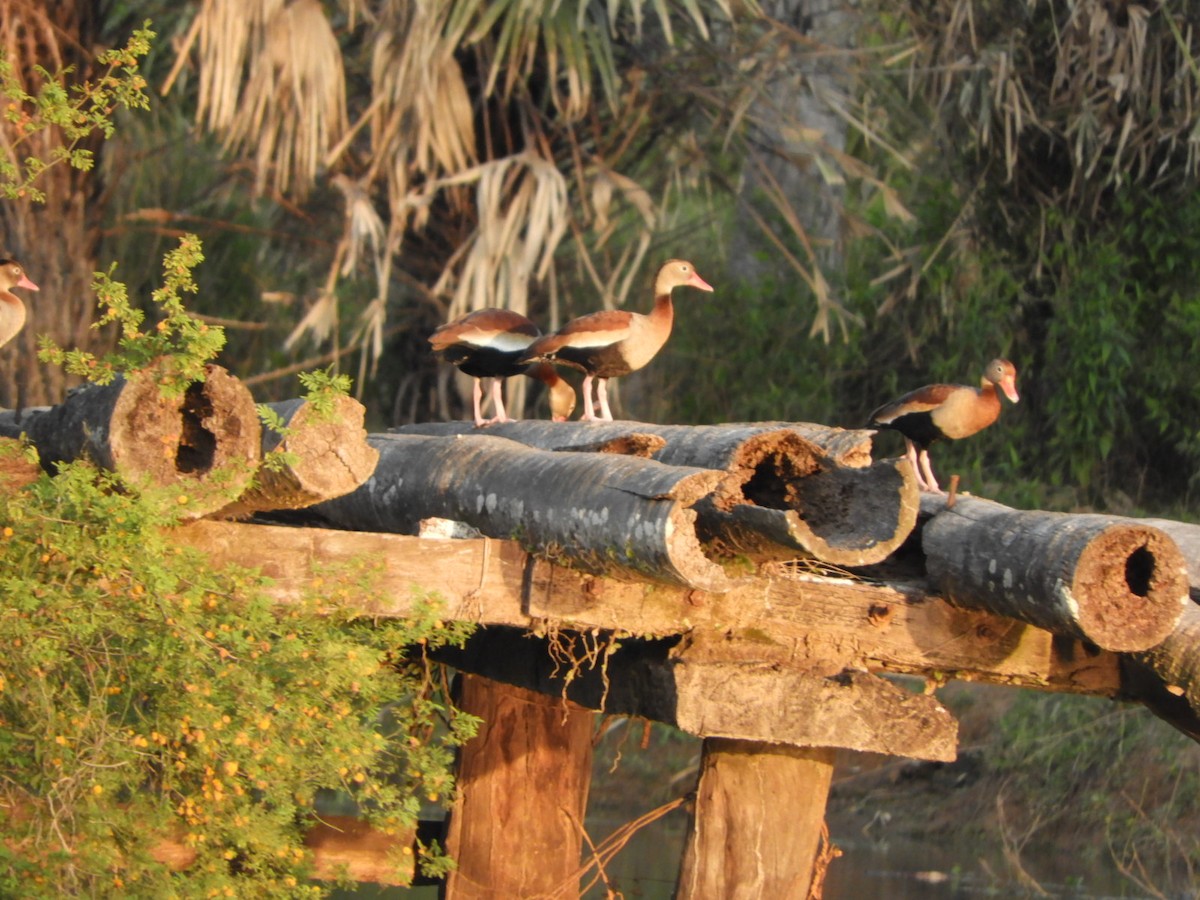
left=331, top=813, right=1167, bottom=899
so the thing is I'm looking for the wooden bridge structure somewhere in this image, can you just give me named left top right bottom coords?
left=4, top=365, right=1200, bottom=898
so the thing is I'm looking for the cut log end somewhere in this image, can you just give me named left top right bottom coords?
left=109, top=366, right=260, bottom=487
left=703, top=429, right=920, bottom=566
left=1072, top=525, right=1188, bottom=652
left=666, top=503, right=734, bottom=594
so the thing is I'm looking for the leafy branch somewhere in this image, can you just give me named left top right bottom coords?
left=38, top=234, right=226, bottom=397
left=0, top=22, right=154, bottom=202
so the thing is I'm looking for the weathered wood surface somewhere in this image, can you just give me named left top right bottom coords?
left=1128, top=519, right=1200, bottom=720
left=442, top=675, right=593, bottom=900
left=395, top=419, right=875, bottom=466
left=921, top=495, right=1189, bottom=652
left=216, top=395, right=378, bottom=518
left=675, top=740, right=836, bottom=900
left=311, top=433, right=734, bottom=592
left=431, top=627, right=958, bottom=761
left=396, top=420, right=919, bottom=567
left=0, top=365, right=260, bottom=517
left=174, top=521, right=1120, bottom=699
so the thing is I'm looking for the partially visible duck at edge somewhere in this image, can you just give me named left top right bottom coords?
left=429, top=307, right=576, bottom=427
left=0, top=259, right=38, bottom=348
left=521, top=259, right=713, bottom=421
left=868, top=358, right=1020, bottom=493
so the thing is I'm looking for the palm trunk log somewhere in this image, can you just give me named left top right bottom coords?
left=0, top=365, right=260, bottom=518
left=216, top=395, right=378, bottom=518
left=1126, top=519, right=1200, bottom=719
left=395, top=420, right=918, bottom=567
left=921, top=495, right=1188, bottom=652
left=312, top=433, right=734, bottom=592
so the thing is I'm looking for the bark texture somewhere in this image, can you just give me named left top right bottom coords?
left=675, top=740, right=837, bottom=900
left=313, top=433, right=733, bottom=591
left=922, top=495, right=1188, bottom=651
left=1128, top=519, right=1200, bottom=720
left=0, top=365, right=260, bottom=517
left=442, top=675, right=593, bottom=900
left=216, top=395, right=378, bottom=517
left=396, top=420, right=916, bottom=566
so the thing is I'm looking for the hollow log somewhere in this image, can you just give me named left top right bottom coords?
left=312, top=433, right=733, bottom=591
left=0, top=365, right=260, bottom=517
left=1125, top=519, right=1200, bottom=725
left=394, top=419, right=874, bottom=466
left=675, top=740, right=837, bottom=900
left=215, top=395, right=378, bottom=518
left=396, top=421, right=917, bottom=566
left=442, top=675, right=593, bottom=900
left=921, top=495, right=1188, bottom=652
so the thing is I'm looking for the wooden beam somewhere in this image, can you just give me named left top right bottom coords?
left=675, top=740, right=837, bottom=900
left=173, top=520, right=1121, bottom=697
left=442, top=675, right=593, bottom=900
left=432, top=627, right=958, bottom=760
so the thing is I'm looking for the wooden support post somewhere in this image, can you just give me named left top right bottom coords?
left=676, top=739, right=836, bottom=900
left=443, top=674, right=594, bottom=900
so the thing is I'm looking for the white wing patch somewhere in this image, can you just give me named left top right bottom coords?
left=561, top=326, right=632, bottom=348
left=463, top=330, right=535, bottom=352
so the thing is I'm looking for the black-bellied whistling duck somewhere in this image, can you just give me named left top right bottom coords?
left=0, top=259, right=38, bottom=349
left=868, top=358, right=1019, bottom=493
left=429, top=307, right=576, bottom=427
left=520, top=259, right=713, bottom=421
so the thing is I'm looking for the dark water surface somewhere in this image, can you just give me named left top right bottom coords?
left=333, top=811, right=1163, bottom=899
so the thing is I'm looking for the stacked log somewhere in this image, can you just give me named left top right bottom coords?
left=396, top=420, right=919, bottom=567
left=0, top=365, right=261, bottom=517
left=921, top=495, right=1188, bottom=652
left=314, top=432, right=733, bottom=592
left=216, top=395, right=379, bottom=518
left=0, top=369, right=378, bottom=520
left=1126, top=519, right=1200, bottom=729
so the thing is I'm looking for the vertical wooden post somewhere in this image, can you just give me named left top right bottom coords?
left=675, top=739, right=837, bottom=900
left=443, top=674, right=594, bottom=900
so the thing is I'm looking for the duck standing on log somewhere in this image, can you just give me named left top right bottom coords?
left=520, top=259, right=713, bottom=421
left=868, top=358, right=1019, bottom=493
left=429, top=308, right=576, bottom=427
left=0, top=259, right=38, bottom=349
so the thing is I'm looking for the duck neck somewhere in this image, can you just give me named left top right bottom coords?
left=650, top=292, right=674, bottom=326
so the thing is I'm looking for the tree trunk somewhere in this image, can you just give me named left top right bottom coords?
left=0, top=365, right=261, bottom=517
left=675, top=739, right=837, bottom=900
left=0, top=3, right=112, bottom=408
left=921, top=495, right=1188, bottom=651
left=442, top=675, right=594, bottom=900
left=312, top=433, right=734, bottom=591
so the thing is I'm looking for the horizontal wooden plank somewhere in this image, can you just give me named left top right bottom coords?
left=176, top=520, right=1120, bottom=697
